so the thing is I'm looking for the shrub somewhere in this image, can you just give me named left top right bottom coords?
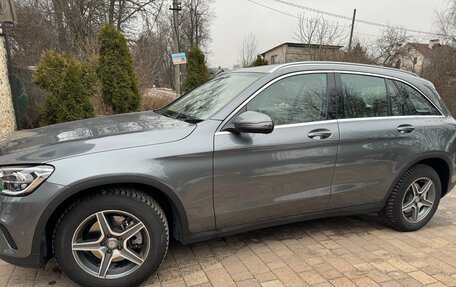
left=183, top=46, right=209, bottom=93
left=33, top=51, right=95, bottom=125
left=250, top=55, right=269, bottom=67
left=98, top=24, right=140, bottom=114
left=33, top=51, right=71, bottom=94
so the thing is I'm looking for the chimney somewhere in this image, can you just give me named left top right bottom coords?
left=429, top=39, right=440, bottom=49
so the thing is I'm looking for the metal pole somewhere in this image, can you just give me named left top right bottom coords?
left=170, top=0, right=182, bottom=96
left=348, top=9, right=357, bottom=51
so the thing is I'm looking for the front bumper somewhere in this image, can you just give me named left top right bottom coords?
left=0, top=182, right=63, bottom=268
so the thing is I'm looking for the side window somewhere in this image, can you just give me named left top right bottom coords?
left=386, top=79, right=411, bottom=116
left=341, top=74, right=389, bottom=118
left=246, top=74, right=328, bottom=125
left=395, top=81, right=441, bottom=115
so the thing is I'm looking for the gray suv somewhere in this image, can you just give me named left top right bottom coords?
left=0, top=62, right=455, bottom=287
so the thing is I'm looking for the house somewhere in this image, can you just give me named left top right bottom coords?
left=397, top=39, right=443, bottom=75
left=261, top=42, right=343, bottom=65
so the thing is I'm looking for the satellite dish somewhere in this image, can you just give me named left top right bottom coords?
left=0, top=0, right=17, bottom=26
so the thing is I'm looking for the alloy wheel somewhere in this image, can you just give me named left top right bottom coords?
left=402, top=177, right=436, bottom=224
left=71, top=210, right=150, bottom=279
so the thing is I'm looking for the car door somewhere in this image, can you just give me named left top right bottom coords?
left=213, top=72, right=340, bottom=229
left=328, top=73, right=444, bottom=209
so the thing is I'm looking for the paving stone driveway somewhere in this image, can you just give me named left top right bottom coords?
left=1, top=192, right=456, bottom=287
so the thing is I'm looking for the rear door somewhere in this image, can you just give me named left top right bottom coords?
left=213, top=72, right=340, bottom=229
left=329, top=73, right=443, bottom=209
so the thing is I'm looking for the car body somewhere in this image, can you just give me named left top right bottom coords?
left=0, top=62, right=455, bottom=282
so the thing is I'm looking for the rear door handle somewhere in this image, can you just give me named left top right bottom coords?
left=397, top=124, right=415, bottom=134
left=308, top=129, right=332, bottom=140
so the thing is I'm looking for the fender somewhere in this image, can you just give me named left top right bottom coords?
left=381, top=152, right=453, bottom=207
left=31, top=174, right=190, bottom=264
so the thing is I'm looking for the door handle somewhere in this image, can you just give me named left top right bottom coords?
left=308, top=129, right=332, bottom=140
left=397, top=124, right=415, bottom=134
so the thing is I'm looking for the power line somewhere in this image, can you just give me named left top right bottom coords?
left=268, top=0, right=445, bottom=37
left=247, top=0, right=348, bottom=30
left=247, top=0, right=298, bottom=19
left=248, top=0, right=435, bottom=41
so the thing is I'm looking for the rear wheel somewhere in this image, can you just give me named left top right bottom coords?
left=53, top=188, right=169, bottom=287
left=382, top=164, right=441, bottom=231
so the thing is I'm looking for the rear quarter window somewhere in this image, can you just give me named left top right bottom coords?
left=394, top=81, right=441, bottom=116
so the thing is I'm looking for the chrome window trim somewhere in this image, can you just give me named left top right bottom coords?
left=336, top=71, right=444, bottom=116
left=215, top=119, right=339, bottom=136
left=217, top=70, right=445, bottom=133
left=274, top=119, right=338, bottom=129
left=337, top=115, right=445, bottom=123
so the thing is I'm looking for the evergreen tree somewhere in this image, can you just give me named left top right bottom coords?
left=183, top=46, right=209, bottom=93
left=34, top=51, right=95, bottom=125
left=98, top=24, right=140, bottom=114
left=250, top=55, right=269, bottom=67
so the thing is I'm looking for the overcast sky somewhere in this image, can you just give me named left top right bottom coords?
left=207, top=0, right=449, bottom=68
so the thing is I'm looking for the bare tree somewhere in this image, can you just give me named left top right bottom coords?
left=9, top=2, right=58, bottom=68
left=180, top=0, right=213, bottom=51
left=437, top=0, right=456, bottom=44
left=133, top=19, right=174, bottom=91
left=294, top=13, right=347, bottom=60
left=422, top=46, right=456, bottom=115
left=238, top=34, right=259, bottom=68
left=11, top=0, right=164, bottom=60
left=374, top=26, right=411, bottom=67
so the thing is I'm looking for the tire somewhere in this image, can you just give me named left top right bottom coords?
left=53, top=187, right=169, bottom=287
left=382, top=164, right=441, bottom=232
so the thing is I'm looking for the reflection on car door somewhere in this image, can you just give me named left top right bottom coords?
left=213, top=73, right=340, bottom=229
left=329, top=73, right=443, bottom=209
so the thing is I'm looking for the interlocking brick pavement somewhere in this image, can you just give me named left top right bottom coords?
left=1, top=192, right=456, bottom=287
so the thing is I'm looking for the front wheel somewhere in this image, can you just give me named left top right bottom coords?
left=382, top=164, right=441, bottom=231
left=53, top=188, right=169, bottom=287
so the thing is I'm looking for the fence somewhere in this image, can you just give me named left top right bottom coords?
left=10, top=66, right=44, bottom=129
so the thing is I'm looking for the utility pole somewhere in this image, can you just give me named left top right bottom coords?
left=170, top=0, right=182, bottom=96
left=348, top=9, right=357, bottom=51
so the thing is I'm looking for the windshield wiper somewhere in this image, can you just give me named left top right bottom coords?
left=159, top=110, right=202, bottom=124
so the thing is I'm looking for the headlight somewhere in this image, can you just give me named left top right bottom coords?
left=0, top=165, right=54, bottom=196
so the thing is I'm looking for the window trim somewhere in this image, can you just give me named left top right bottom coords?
left=385, top=78, right=412, bottom=117
left=392, top=80, right=441, bottom=116
left=334, top=71, right=444, bottom=119
left=217, top=70, right=445, bottom=133
left=336, top=73, right=391, bottom=119
left=218, top=71, right=334, bottom=132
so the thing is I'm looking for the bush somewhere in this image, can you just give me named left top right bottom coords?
left=33, top=51, right=95, bottom=125
left=183, top=46, right=209, bottom=93
left=250, top=55, right=269, bottom=67
left=98, top=24, right=140, bottom=114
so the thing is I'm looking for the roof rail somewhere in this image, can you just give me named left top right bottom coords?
left=271, top=61, right=419, bottom=77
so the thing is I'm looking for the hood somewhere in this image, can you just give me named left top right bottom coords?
left=0, top=111, right=196, bottom=164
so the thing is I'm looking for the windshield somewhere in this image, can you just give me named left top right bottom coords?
left=158, top=72, right=264, bottom=123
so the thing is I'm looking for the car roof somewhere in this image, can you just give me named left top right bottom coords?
left=235, top=61, right=420, bottom=79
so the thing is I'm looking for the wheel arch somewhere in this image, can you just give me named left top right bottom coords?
left=383, top=154, right=452, bottom=207
left=35, top=175, right=189, bottom=266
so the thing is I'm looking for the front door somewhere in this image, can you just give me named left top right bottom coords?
left=213, top=73, right=340, bottom=229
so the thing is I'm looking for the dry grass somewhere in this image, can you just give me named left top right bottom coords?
left=142, top=88, right=177, bottom=111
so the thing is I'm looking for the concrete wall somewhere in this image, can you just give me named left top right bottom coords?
left=264, top=44, right=341, bottom=64
left=264, top=45, right=287, bottom=65
left=0, top=36, right=16, bottom=136
left=399, top=48, right=427, bottom=75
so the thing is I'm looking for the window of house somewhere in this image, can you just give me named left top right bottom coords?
left=246, top=74, right=328, bottom=125
left=271, top=55, right=278, bottom=64
left=341, top=74, right=389, bottom=119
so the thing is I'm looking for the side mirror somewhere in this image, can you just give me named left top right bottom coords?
left=233, top=111, right=274, bottom=134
